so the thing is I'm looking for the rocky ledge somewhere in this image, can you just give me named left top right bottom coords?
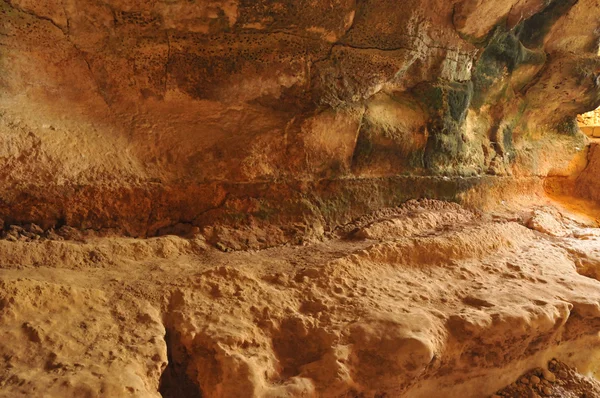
left=1, top=200, right=599, bottom=397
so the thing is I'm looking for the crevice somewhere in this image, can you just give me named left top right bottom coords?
left=332, top=40, right=474, bottom=57
left=520, top=52, right=551, bottom=96
left=450, top=2, right=459, bottom=33
left=145, top=191, right=231, bottom=237
left=349, top=106, right=367, bottom=170
left=4, top=0, right=113, bottom=112
left=60, top=0, right=70, bottom=36
left=74, top=48, right=113, bottom=111
left=159, top=328, right=203, bottom=398
left=573, top=142, right=596, bottom=186
left=5, top=0, right=67, bottom=35
left=163, top=31, right=171, bottom=98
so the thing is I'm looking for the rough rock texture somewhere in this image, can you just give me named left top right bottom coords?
left=579, top=107, right=600, bottom=126
left=576, top=142, right=600, bottom=203
left=2, top=1, right=600, bottom=397
left=0, top=0, right=599, bottom=241
left=1, top=200, right=600, bottom=397
left=493, top=359, right=600, bottom=397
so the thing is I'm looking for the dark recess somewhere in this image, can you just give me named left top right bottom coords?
left=159, top=330, right=203, bottom=398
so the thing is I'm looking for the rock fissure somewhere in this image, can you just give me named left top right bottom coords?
left=158, top=328, right=204, bottom=398
left=4, top=0, right=67, bottom=35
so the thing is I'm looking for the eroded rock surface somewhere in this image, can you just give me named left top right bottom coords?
left=1, top=200, right=600, bottom=397
left=0, top=0, right=598, bottom=238
left=576, top=142, right=600, bottom=203
left=1, top=0, right=600, bottom=397
left=493, top=359, right=600, bottom=398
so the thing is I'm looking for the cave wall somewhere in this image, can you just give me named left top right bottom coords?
left=0, top=0, right=599, bottom=240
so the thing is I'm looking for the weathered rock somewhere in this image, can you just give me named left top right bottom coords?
left=542, top=369, right=557, bottom=382
left=0, top=0, right=597, bottom=236
left=0, top=1, right=599, bottom=397
left=0, top=200, right=599, bottom=397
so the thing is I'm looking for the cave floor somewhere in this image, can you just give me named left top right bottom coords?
left=0, top=199, right=599, bottom=398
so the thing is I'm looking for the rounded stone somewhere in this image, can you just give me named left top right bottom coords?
left=542, top=369, right=556, bottom=382
left=558, top=370, right=568, bottom=378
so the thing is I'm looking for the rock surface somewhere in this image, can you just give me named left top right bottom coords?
left=1, top=0, right=600, bottom=397
left=0, top=0, right=598, bottom=238
left=494, top=359, right=600, bottom=397
left=1, top=200, right=600, bottom=397
left=576, top=142, right=600, bottom=203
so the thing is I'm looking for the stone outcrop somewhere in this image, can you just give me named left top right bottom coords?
left=0, top=0, right=598, bottom=242
left=1, top=200, right=600, bottom=397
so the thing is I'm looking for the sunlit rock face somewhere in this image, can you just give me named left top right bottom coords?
left=0, top=0, right=599, bottom=240
left=579, top=108, right=600, bottom=127
left=579, top=107, right=600, bottom=137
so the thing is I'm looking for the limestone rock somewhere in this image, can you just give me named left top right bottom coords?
left=0, top=0, right=597, bottom=235
left=0, top=200, right=599, bottom=397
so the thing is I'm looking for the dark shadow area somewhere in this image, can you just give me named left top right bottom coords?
left=159, top=330, right=203, bottom=398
